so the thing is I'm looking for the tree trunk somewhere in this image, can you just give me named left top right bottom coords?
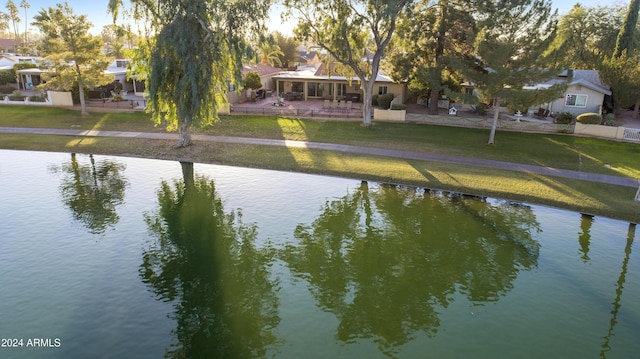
left=176, top=118, right=193, bottom=147
left=428, top=87, right=440, bottom=115
left=633, top=95, right=640, bottom=119
left=180, top=161, right=194, bottom=188
left=488, top=98, right=500, bottom=145
left=429, top=5, right=447, bottom=116
left=362, top=80, right=375, bottom=127
left=78, top=82, right=88, bottom=116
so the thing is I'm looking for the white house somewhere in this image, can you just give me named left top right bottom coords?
left=461, top=69, right=611, bottom=117
left=528, top=69, right=611, bottom=116
left=0, top=54, right=38, bottom=72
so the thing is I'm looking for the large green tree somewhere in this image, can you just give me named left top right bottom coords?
left=604, top=0, right=640, bottom=117
left=109, top=0, right=271, bottom=147
left=466, top=0, right=564, bottom=144
left=387, top=0, right=477, bottom=115
left=32, top=3, right=113, bottom=116
left=549, top=4, right=625, bottom=69
left=283, top=0, right=414, bottom=127
left=614, top=0, right=640, bottom=58
left=600, top=51, right=640, bottom=115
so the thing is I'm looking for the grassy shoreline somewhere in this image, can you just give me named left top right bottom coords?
left=2, top=106, right=640, bottom=223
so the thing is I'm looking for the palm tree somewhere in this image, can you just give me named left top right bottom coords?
left=20, top=0, right=29, bottom=46
left=258, top=41, right=284, bottom=67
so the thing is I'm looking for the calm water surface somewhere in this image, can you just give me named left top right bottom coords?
left=0, top=149, right=638, bottom=358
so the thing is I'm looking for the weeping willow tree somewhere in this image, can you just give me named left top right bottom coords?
left=109, top=0, right=271, bottom=147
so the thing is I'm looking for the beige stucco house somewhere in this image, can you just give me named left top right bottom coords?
left=271, top=63, right=408, bottom=103
left=226, top=63, right=282, bottom=103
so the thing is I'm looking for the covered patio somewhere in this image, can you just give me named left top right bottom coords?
left=230, top=95, right=364, bottom=119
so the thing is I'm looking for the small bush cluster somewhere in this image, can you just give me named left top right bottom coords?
left=29, top=95, right=47, bottom=102
left=0, top=71, right=14, bottom=85
left=391, top=103, right=406, bottom=110
left=602, top=113, right=617, bottom=127
left=377, top=93, right=395, bottom=109
left=0, top=85, right=16, bottom=94
left=8, top=90, right=25, bottom=101
left=576, top=112, right=602, bottom=124
left=554, top=112, right=574, bottom=124
left=471, top=103, right=489, bottom=116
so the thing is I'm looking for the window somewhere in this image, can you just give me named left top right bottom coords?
left=307, top=82, right=325, bottom=97
left=292, top=82, right=304, bottom=93
left=464, top=87, right=474, bottom=95
left=378, top=86, right=388, bottom=95
left=336, top=83, right=347, bottom=96
left=565, top=94, right=587, bottom=107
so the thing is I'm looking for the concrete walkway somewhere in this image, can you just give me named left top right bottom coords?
left=1, top=126, right=639, bottom=189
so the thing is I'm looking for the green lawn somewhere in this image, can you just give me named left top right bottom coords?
left=2, top=105, right=639, bottom=222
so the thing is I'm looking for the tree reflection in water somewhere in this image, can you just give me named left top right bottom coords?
left=142, top=163, right=280, bottom=358
left=50, top=153, right=128, bottom=234
left=280, top=182, right=541, bottom=357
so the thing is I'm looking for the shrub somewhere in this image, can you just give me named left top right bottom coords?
left=8, top=90, right=25, bottom=101
left=554, top=111, right=574, bottom=124
left=576, top=112, right=602, bottom=124
left=0, top=85, right=16, bottom=94
left=604, top=113, right=615, bottom=122
left=87, top=90, right=103, bottom=99
left=471, top=103, right=489, bottom=116
left=244, top=71, right=262, bottom=90
left=0, top=71, right=14, bottom=85
left=377, top=93, right=395, bottom=109
left=371, top=94, right=379, bottom=106
left=391, top=103, right=406, bottom=110
left=29, top=95, right=47, bottom=102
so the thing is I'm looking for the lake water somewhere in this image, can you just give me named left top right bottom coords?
left=0, top=149, right=638, bottom=359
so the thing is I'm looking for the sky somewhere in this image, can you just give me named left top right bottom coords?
left=19, top=0, right=629, bottom=36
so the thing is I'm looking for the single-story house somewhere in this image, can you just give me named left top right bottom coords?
left=0, top=39, right=18, bottom=53
left=104, top=59, right=147, bottom=95
left=526, top=69, right=611, bottom=116
left=271, top=62, right=408, bottom=103
left=16, top=59, right=132, bottom=93
left=462, top=69, right=611, bottom=117
left=297, top=51, right=322, bottom=67
left=16, top=68, right=47, bottom=90
left=226, top=63, right=282, bottom=103
left=0, top=54, right=38, bottom=72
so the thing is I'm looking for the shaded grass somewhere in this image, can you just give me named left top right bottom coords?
left=3, top=106, right=640, bottom=178
left=2, top=132, right=639, bottom=223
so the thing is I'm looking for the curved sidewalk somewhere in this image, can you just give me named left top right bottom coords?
left=1, top=126, right=639, bottom=189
